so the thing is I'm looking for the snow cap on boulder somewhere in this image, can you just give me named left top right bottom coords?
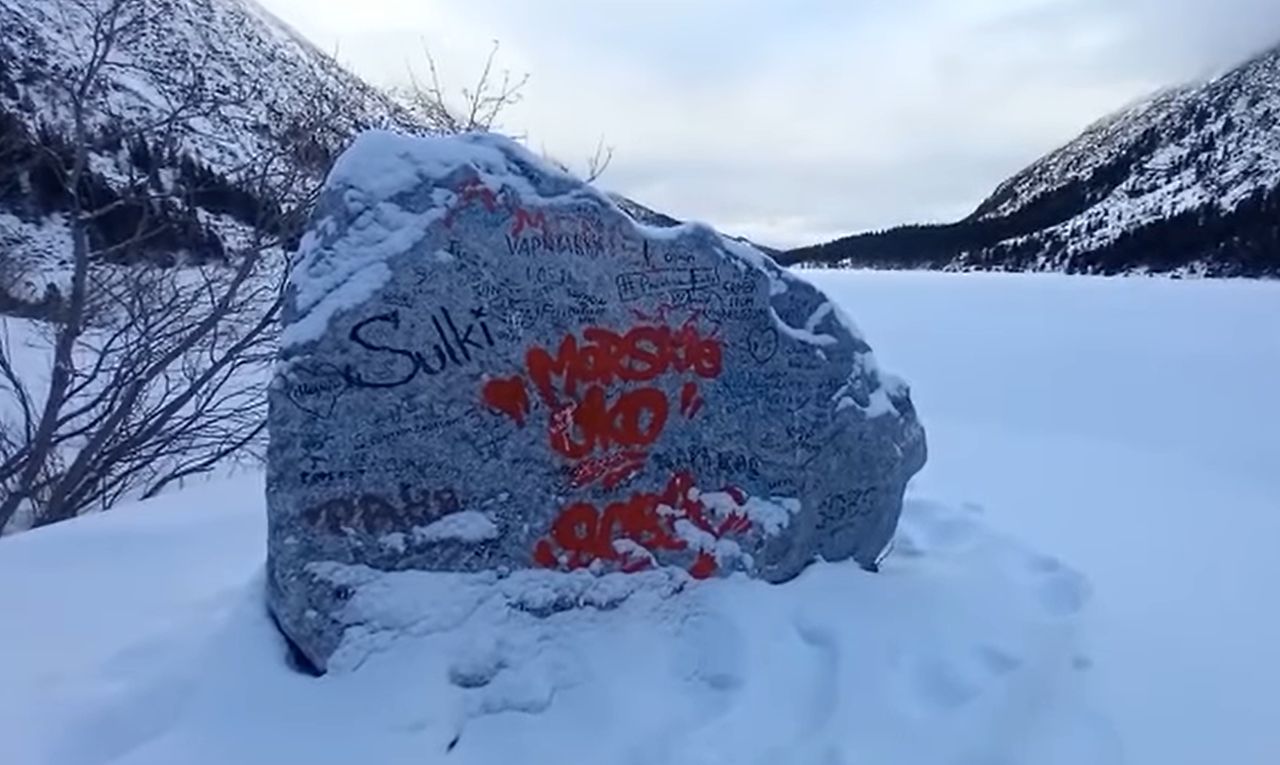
left=266, top=130, right=927, bottom=670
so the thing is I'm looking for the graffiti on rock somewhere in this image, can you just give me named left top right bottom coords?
left=344, top=307, right=497, bottom=388
left=302, top=485, right=462, bottom=536
left=531, top=471, right=754, bottom=579
left=481, top=318, right=722, bottom=488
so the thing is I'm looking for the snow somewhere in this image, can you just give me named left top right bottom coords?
left=698, top=490, right=800, bottom=536
left=862, top=387, right=899, bottom=418
left=327, top=131, right=514, bottom=199
left=0, top=211, right=74, bottom=300
left=611, top=537, right=656, bottom=564
left=3, top=270, right=1278, bottom=764
left=813, top=270, right=1280, bottom=765
left=282, top=130, right=570, bottom=350
left=0, top=481, right=1103, bottom=765
left=769, top=305, right=839, bottom=347
left=412, top=511, right=499, bottom=544
left=672, top=517, right=721, bottom=551
left=282, top=131, right=812, bottom=353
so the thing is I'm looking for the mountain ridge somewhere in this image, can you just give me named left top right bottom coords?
left=0, top=0, right=729, bottom=316
left=0, top=0, right=434, bottom=311
left=786, top=41, right=1280, bottom=277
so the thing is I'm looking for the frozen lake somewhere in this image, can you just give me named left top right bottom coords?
left=811, top=269, right=1280, bottom=765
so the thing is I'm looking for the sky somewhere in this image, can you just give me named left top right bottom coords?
left=257, top=0, right=1280, bottom=249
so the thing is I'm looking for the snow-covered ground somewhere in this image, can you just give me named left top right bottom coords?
left=815, top=271, right=1280, bottom=765
left=3, top=270, right=1278, bottom=764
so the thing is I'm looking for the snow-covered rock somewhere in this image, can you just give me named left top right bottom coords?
left=267, top=130, right=926, bottom=671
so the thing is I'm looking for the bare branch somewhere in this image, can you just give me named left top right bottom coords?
left=583, top=136, right=615, bottom=183
left=397, top=40, right=528, bottom=135
left=0, top=0, right=318, bottom=529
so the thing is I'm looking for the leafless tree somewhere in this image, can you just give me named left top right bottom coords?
left=0, top=0, right=321, bottom=530
left=542, top=136, right=614, bottom=184
left=396, top=40, right=613, bottom=182
left=0, top=1, right=573, bottom=532
left=397, top=40, right=530, bottom=135
left=581, top=136, right=615, bottom=183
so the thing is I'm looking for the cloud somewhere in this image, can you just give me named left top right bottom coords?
left=258, top=0, right=1280, bottom=249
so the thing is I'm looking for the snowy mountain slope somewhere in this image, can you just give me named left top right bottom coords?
left=787, top=41, right=1280, bottom=277
left=970, top=86, right=1202, bottom=224
left=0, top=0, right=703, bottom=313
left=0, top=0, right=422, bottom=308
left=979, top=43, right=1280, bottom=223
left=608, top=192, right=683, bottom=228
left=0, top=0, right=417, bottom=176
left=606, top=191, right=785, bottom=258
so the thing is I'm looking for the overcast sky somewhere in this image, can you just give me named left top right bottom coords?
left=258, top=0, right=1280, bottom=249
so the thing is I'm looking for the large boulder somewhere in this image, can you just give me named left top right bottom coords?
left=266, top=131, right=926, bottom=670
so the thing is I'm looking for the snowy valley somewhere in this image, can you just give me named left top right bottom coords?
left=787, top=42, right=1280, bottom=277
left=2, top=1, right=1278, bottom=764
left=3, top=271, right=1278, bottom=764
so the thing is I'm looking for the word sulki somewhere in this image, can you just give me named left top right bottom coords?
left=533, top=472, right=752, bottom=579
left=345, top=307, right=496, bottom=388
left=481, top=320, right=722, bottom=488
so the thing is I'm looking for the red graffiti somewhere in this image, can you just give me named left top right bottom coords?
left=547, top=386, right=668, bottom=459
left=525, top=322, right=722, bottom=407
left=481, top=375, right=530, bottom=427
left=679, top=381, right=704, bottom=419
left=570, top=450, right=649, bottom=490
left=481, top=319, right=723, bottom=487
left=511, top=207, right=548, bottom=236
left=479, top=317, right=742, bottom=577
left=444, top=179, right=566, bottom=238
left=532, top=471, right=753, bottom=578
left=689, top=551, right=718, bottom=580
left=533, top=539, right=559, bottom=569
left=445, top=178, right=498, bottom=226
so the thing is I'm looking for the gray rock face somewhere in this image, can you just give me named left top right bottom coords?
left=266, top=131, right=926, bottom=670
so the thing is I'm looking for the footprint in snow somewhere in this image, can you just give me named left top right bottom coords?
left=1022, top=554, right=1091, bottom=618
left=892, top=498, right=982, bottom=559
left=897, top=642, right=1025, bottom=716
left=672, top=612, right=746, bottom=695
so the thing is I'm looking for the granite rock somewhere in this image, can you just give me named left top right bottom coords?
left=266, top=131, right=926, bottom=670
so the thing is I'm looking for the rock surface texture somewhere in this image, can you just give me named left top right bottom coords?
left=266, top=131, right=926, bottom=670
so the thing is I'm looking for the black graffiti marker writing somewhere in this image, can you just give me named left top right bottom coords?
left=345, top=312, right=417, bottom=388
left=444, top=307, right=484, bottom=359
left=432, top=314, right=461, bottom=366
left=471, top=307, right=495, bottom=345
left=345, top=308, right=499, bottom=388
